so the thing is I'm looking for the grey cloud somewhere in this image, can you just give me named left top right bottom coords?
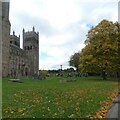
left=10, top=12, right=59, bottom=37
left=81, top=2, right=118, bottom=24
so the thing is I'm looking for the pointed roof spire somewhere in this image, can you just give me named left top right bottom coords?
left=33, top=26, right=35, bottom=32
left=13, top=31, right=15, bottom=35
left=23, top=28, right=25, bottom=33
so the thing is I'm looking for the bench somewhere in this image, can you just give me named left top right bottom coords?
left=8, top=79, right=22, bottom=83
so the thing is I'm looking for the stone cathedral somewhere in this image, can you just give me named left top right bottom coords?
left=1, top=1, right=39, bottom=77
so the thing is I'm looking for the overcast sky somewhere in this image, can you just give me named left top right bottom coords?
left=9, top=0, right=119, bottom=70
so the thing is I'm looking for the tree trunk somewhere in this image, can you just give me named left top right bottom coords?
left=117, top=72, right=120, bottom=80
left=76, top=67, right=79, bottom=72
left=102, top=71, right=107, bottom=80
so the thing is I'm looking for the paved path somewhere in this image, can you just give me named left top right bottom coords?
left=106, top=91, right=120, bottom=119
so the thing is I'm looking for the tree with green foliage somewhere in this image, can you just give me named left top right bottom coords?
left=69, top=52, right=80, bottom=72
left=39, top=70, right=48, bottom=76
left=79, top=20, right=120, bottom=79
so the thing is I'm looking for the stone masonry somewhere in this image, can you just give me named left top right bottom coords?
left=2, top=1, right=39, bottom=77
left=2, top=2, right=10, bottom=77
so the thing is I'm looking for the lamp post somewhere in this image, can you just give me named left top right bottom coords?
left=60, top=65, right=62, bottom=71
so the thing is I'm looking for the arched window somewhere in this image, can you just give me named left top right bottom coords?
left=30, top=46, right=32, bottom=50
left=27, top=46, right=29, bottom=50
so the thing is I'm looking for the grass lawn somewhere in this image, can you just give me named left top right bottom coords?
left=2, top=76, right=118, bottom=118
left=0, top=78, right=2, bottom=119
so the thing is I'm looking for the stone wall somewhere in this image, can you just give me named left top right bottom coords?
left=2, top=2, right=10, bottom=77
left=9, top=44, right=31, bottom=78
left=0, top=1, right=2, bottom=78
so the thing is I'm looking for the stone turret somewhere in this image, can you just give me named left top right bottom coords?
left=10, top=31, right=20, bottom=47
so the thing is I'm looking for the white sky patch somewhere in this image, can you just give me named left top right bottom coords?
left=42, top=0, right=82, bottom=30
left=9, top=0, right=119, bottom=70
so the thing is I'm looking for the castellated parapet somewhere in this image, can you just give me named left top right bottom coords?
left=10, top=31, right=20, bottom=47
left=23, top=27, right=39, bottom=42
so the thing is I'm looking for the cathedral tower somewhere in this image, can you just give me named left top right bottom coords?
left=23, top=27, right=39, bottom=76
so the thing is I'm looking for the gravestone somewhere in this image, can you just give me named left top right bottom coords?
left=60, top=79, right=76, bottom=83
left=8, top=79, right=22, bottom=83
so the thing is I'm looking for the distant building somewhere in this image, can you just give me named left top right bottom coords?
left=1, top=1, right=39, bottom=77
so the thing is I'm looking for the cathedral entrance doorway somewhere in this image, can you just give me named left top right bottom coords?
left=25, top=67, right=28, bottom=76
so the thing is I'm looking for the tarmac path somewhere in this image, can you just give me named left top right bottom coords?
left=106, top=91, right=120, bottom=119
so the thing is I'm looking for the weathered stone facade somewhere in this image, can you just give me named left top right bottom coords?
left=23, top=27, right=39, bottom=76
left=2, top=2, right=10, bottom=77
left=0, top=1, right=2, bottom=78
left=2, top=2, right=39, bottom=77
